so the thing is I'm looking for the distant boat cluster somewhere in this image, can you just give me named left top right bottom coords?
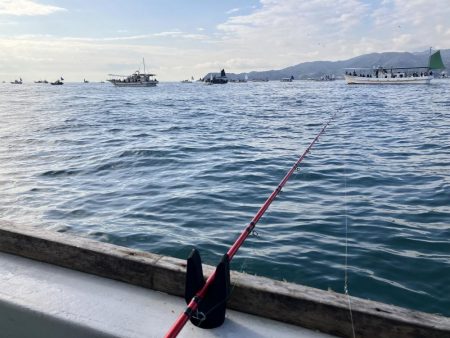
left=3, top=50, right=446, bottom=87
left=4, top=77, right=105, bottom=85
left=8, top=77, right=66, bottom=85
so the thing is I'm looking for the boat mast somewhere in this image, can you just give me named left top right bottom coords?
left=429, top=47, right=432, bottom=68
left=143, top=58, right=146, bottom=74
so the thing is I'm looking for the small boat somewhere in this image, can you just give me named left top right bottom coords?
left=34, top=80, right=48, bottom=84
left=251, top=78, right=269, bottom=82
left=204, top=73, right=213, bottom=85
left=108, top=58, right=158, bottom=87
left=317, top=75, right=336, bottom=81
left=281, top=76, right=294, bottom=82
left=51, top=79, right=64, bottom=85
left=345, top=49, right=446, bottom=84
left=205, top=69, right=228, bottom=84
left=230, top=74, right=249, bottom=83
left=181, top=76, right=194, bottom=83
left=10, top=78, right=22, bottom=84
left=83, top=79, right=89, bottom=83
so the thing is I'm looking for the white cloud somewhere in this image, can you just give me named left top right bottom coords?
left=226, top=8, right=240, bottom=15
left=152, top=31, right=208, bottom=40
left=1, top=1, right=450, bottom=82
left=369, top=0, right=450, bottom=50
left=215, top=0, right=450, bottom=65
left=0, top=0, right=66, bottom=16
left=153, top=31, right=183, bottom=37
left=52, top=31, right=208, bottom=42
left=216, top=0, right=371, bottom=66
left=0, top=34, right=218, bottom=81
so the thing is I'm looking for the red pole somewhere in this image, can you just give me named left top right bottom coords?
left=165, top=117, right=333, bottom=338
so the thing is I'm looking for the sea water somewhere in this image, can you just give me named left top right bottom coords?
left=0, top=80, right=449, bottom=316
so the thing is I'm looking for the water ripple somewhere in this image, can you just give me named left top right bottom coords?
left=0, top=80, right=449, bottom=316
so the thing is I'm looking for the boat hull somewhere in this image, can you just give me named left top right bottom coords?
left=1, top=223, right=449, bottom=338
left=345, top=75, right=432, bottom=84
left=108, top=80, right=157, bottom=87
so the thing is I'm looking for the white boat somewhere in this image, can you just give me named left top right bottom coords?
left=108, top=59, right=158, bottom=87
left=345, top=49, right=445, bottom=84
left=108, top=70, right=158, bottom=87
left=281, top=76, right=294, bottom=82
left=318, top=75, right=336, bottom=81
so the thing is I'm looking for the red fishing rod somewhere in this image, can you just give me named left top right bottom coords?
left=165, top=116, right=334, bottom=338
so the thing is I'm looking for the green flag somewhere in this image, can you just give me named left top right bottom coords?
left=429, top=50, right=445, bottom=69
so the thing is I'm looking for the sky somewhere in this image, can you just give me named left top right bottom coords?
left=1, top=0, right=450, bottom=81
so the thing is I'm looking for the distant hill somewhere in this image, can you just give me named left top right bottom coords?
left=205, top=49, right=450, bottom=81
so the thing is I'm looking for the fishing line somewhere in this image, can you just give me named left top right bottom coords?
left=343, top=112, right=356, bottom=338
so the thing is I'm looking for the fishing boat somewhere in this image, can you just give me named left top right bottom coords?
left=317, top=75, right=336, bottom=81
left=51, top=78, right=64, bottom=85
left=251, top=78, right=269, bottom=82
left=230, top=74, right=249, bottom=83
left=204, top=69, right=228, bottom=84
left=34, top=80, right=48, bottom=84
left=181, top=76, right=194, bottom=83
left=83, top=79, right=89, bottom=83
left=281, top=76, right=294, bottom=82
left=204, top=73, right=213, bottom=85
left=108, top=70, right=158, bottom=87
left=345, top=49, right=446, bottom=84
left=108, top=58, right=158, bottom=87
left=10, top=78, right=22, bottom=84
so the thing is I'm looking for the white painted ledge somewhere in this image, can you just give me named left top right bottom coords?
left=0, top=252, right=334, bottom=338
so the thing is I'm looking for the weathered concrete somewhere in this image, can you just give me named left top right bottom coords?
left=1, top=221, right=449, bottom=338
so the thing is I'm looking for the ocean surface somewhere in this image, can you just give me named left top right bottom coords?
left=0, top=80, right=449, bottom=317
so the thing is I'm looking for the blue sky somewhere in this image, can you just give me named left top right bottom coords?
left=1, top=0, right=449, bottom=81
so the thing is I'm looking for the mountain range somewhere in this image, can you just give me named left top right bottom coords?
left=207, top=49, right=450, bottom=81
